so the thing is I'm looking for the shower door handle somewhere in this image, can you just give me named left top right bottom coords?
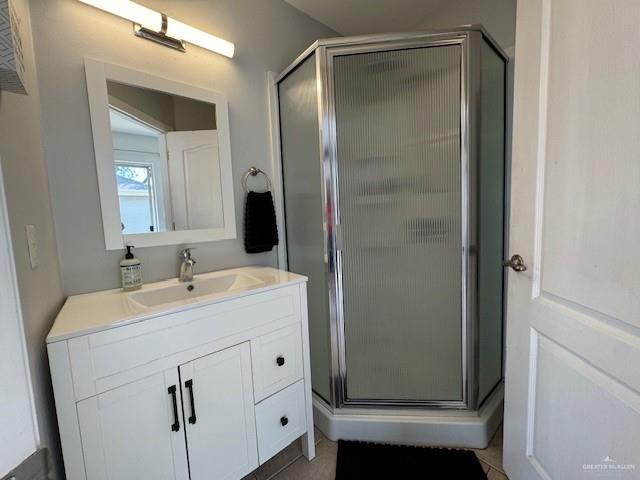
left=503, top=254, right=527, bottom=272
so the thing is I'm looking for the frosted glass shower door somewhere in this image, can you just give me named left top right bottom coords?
left=278, top=55, right=333, bottom=402
left=333, top=45, right=464, bottom=402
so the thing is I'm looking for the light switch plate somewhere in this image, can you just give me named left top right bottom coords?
left=25, top=225, right=39, bottom=269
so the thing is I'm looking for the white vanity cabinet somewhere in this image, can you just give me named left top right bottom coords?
left=47, top=267, right=315, bottom=480
left=180, top=344, right=258, bottom=480
left=76, top=367, right=191, bottom=480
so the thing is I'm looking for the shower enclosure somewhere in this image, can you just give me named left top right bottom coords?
left=275, top=27, right=507, bottom=445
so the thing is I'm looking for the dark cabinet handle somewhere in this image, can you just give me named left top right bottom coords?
left=185, top=379, right=196, bottom=424
left=168, top=385, right=180, bottom=432
left=276, top=356, right=285, bottom=367
left=280, top=416, right=289, bottom=427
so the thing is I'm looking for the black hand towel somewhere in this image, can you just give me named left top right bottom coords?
left=244, top=191, right=279, bottom=253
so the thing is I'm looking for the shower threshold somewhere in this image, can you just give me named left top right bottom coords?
left=312, top=382, right=504, bottom=449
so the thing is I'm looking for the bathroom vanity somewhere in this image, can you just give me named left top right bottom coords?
left=47, top=266, right=315, bottom=480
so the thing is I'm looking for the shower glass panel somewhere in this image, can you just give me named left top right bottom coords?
left=279, top=57, right=332, bottom=402
left=478, top=40, right=506, bottom=403
left=333, top=46, right=463, bottom=402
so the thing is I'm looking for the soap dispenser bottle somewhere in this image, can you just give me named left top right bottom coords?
left=120, top=245, right=142, bottom=291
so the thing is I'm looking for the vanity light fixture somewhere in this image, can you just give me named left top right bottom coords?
left=77, top=0, right=235, bottom=58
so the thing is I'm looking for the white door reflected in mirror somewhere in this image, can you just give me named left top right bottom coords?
left=166, top=130, right=224, bottom=231
left=85, top=59, right=236, bottom=249
left=108, top=81, right=223, bottom=235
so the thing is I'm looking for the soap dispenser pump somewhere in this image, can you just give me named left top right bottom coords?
left=120, top=245, right=142, bottom=291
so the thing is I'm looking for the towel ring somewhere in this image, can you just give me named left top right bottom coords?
left=242, top=167, right=272, bottom=193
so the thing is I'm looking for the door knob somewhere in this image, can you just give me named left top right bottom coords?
left=503, top=254, right=527, bottom=272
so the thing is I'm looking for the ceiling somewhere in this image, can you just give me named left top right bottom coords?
left=109, top=108, right=160, bottom=137
left=284, top=0, right=516, bottom=49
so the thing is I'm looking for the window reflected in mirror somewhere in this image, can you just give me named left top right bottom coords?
left=107, top=81, right=223, bottom=234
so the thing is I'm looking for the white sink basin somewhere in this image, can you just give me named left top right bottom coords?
left=127, top=273, right=264, bottom=309
left=47, top=267, right=307, bottom=342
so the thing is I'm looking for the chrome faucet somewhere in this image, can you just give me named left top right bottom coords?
left=178, top=248, right=196, bottom=282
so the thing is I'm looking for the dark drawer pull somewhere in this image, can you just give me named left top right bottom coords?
left=276, top=356, right=285, bottom=366
left=280, top=416, right=289, bottom=427
left=185, top=379, right=196, bottom=425
left=168, top=385, right=180, bottom=432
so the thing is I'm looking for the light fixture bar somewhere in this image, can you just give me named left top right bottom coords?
left=134, top=24, right=186, bottom=52
left=134, top=13, right=185, bottom=52
left=77, top=0, right=235, bottom=58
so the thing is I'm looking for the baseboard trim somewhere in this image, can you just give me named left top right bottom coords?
left=313, top=383, right=504, bottom=449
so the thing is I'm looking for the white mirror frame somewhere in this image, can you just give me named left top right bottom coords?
left=84, top=58, right=236, bottom=250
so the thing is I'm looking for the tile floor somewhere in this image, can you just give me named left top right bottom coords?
left=245, top=426, right=508, bottom=480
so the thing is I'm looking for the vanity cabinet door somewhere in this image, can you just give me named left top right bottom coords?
left=180, top=342, right=258, bottom=480
left=76, top=368, right=189, bottom=480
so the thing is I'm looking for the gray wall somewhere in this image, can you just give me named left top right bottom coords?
left=109, top=83, right=218, bottom=131
left=108, top=81, right=178, bottom=130
left=284, top=0, right=516, bottom=50
left=416, top=0, right=516, bottom=50
left=30, top=0, right=337, bottom=295
left=173, top=96, right=217, bottom=131
left=0, top=0, right=65, bottom=477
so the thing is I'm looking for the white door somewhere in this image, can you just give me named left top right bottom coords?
left=77, top=369, right=189, bottom=480
left=0, top=159, right=38, bottom=476
left=180, top=343, right=258, bottom=480
left=166, top=130, right=224, bottom=230
left=504, top=1, right=640, bottom=479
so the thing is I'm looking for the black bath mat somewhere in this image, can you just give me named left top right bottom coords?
left=335, top=440, right=487, bottom=479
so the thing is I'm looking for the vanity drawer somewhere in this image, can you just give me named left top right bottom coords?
left=251, top=324, right=303, bottom=402
left=68, top=286, right=301, bottom=401
left=255, top=380, right=306, bottom=464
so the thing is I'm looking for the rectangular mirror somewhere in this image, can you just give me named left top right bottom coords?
left=85, top=59, right=236, bottom=249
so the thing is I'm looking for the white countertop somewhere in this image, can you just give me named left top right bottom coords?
left=47, top=266, right=307, bottom=343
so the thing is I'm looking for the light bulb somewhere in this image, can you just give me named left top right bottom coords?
left=78, top=0, right=162, bottom=31
left=77, top=0, right=234, bottom=58
left=166, top=18, right=234, bottom=58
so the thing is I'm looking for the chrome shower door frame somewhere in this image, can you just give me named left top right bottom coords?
left=318, top=32, right=480, bottom=410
